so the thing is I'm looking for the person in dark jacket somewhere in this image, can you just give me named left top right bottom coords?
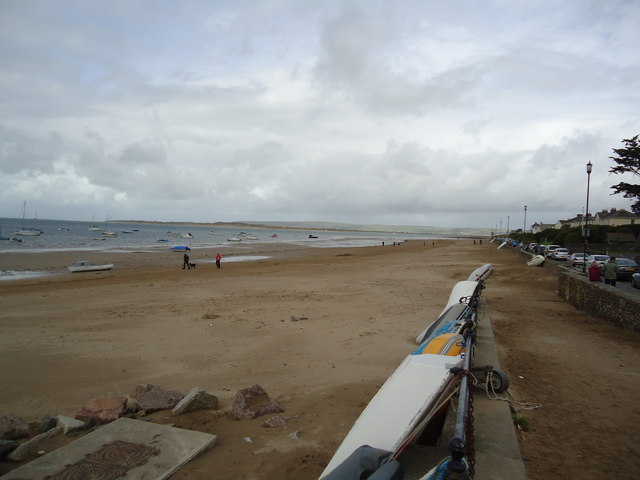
left=183, top=252, right=191, bottom=269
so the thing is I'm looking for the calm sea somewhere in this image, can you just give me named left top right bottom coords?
left=0, top=218, right=433, bottom=254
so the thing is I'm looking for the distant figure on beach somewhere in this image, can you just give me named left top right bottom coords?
left=215, top=252, right=221, bottom=269
left=603, top=257, right=618, bottom=286
left=183, top=253, right=191, bottom=270
left=588, top=261, right=602, bottom=282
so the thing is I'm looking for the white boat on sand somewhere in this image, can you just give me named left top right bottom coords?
left=320, top=264, right=504, bottom=480
left=68, top=261, right=114, bottom=273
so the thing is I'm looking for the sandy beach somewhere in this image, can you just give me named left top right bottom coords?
left=1, top=240, right=639, bottom=479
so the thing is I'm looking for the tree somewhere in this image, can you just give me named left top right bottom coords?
left=609, top=134, right=640, bottom=214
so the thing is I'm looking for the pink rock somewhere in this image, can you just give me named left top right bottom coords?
left=230, top=384, right=284, bottom=420
left=75, top=396, right=127, bottom=423
left=133, top=384, right=184, bottom=413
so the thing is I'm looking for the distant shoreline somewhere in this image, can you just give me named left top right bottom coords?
left=111, top=220, right=491, bottom=237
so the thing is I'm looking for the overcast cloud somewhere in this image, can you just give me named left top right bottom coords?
left=1, top=0, right=639, bottom=229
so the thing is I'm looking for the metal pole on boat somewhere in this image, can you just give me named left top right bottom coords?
left=443, top=314, right=476, bottom=478
left=454, top=329, right=474, bottom=442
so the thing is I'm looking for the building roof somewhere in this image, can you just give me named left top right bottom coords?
left=595, top=208, right=639, bottom=219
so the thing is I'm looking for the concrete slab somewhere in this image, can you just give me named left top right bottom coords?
left=1, top=417, right=217, bottom=480
left=472, top=300, right=526, bottom=480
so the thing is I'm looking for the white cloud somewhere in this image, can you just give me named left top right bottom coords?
left=0, top=0, right=638, bottom=228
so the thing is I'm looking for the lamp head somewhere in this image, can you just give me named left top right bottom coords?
left=586, top=161, right=593, bottom=174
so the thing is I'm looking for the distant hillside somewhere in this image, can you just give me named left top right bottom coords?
left=228, top=220, right=491, bottom=236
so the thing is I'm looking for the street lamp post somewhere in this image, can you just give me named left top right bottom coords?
left=582, top=162, right=593, bottom=273
left=524, top=205, right=527, bottom=233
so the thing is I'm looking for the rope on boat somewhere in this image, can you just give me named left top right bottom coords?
left=481, top=371, right=542, bottom=412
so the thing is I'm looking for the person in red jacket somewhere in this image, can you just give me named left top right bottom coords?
left=588, top=261, right=602, bottom=282
left=215, top=252, right=222, bottom=269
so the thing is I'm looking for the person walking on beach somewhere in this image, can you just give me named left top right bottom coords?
left=588, top=261, right=602, bottom=282
left=215, top=252, right=221, bottom=269
left=603, top=257, right=618, bottom=286
left=183, top=252, right=191, bottom=270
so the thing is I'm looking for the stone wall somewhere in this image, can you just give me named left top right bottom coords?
left=557, top=266, right=640, bottom=332
left=512, top=246, right=640, bottom=332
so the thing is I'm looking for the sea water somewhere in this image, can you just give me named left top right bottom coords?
left=0, top=218, right=435, bottom=254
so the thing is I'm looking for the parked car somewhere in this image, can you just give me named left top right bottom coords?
left=544, top=245, right=561, bottom=257
left=527, top=243, right=538, bottom=252
left=586, top=255, right=610, bottom=268
left=613, top=258, right=640, bottom=280
left=632, top=272, right=640, bottom=289
left=568, top=253, right=586, bottom=266
left=552, top=248, right=570, bottom=261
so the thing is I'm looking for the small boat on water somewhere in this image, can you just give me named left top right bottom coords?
left=0, top=224, right=22, bottom=243
left=101, top=231, right=118, bottom=237
left=157, top=239, right=169, bottom=243
left=57, top=227, right=70, bottom=231
left=68, top=261, right=114, bottom=273
left=14, top=228, right=43, bottom=236
left=170, top=245, right=191, bottom=251
left=121, top=230, right=135, bottom=234
left=208, top=231, right=216, bottom=235
left=181, top=233, right=194, bottom=239
left=88, top=225, right=102, bottom=231
left=14, top=202, right=43, bottom=236
left=308, top=234, right=318, bottom=239
left=245, top=235, right=258, bottom=240
left=271, top=234, right=278, bottom=238
left=227, top=237, right=242, bottom=242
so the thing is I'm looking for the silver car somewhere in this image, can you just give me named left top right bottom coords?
left=552, top=248, right=570, bottom=261
left=544, top=245, right=561, bottom=257
left=586, top=255, right=610, bottom=268
left=568, top=253, right=586, bottom=266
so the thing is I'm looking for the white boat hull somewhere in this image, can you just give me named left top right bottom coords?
left=415, top=280, right=478, bottom=343
left=319, top=354, right=462, bottom=478
left=68, top=262, right=113, bottom=273
left=527, top=255, right=545, bottom=267
left=467, top=263, right=493, bottom=281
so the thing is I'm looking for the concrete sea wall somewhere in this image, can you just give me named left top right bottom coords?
left=511, top=247, right=640, bottom=332
left=557, top=267, right=640, bottom=332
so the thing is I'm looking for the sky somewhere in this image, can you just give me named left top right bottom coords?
left=1, top=0, right=639, bottom=230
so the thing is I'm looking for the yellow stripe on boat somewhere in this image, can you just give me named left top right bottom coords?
left=419, top=333, right=465, bottom=356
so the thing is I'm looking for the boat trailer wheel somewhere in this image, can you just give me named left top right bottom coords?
left=472, top=366, right=510, bottom=394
